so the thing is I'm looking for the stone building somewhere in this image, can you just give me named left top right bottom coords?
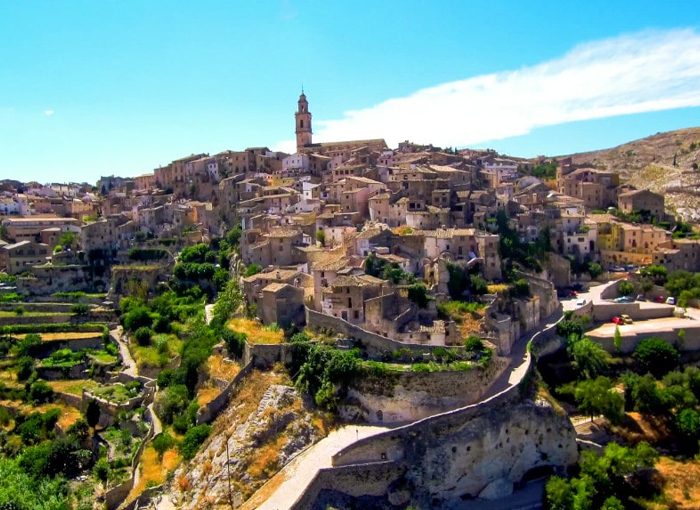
left=618, top=189, right=665, bottom=220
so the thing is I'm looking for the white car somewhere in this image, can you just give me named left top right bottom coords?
left=576, top=299, right=587, bottom=307
left=666, top=297, right=676, bottom=305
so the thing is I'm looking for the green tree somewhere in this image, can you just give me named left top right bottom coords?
left=315, top=229, right=326, bottom=246
left=618, top=281, right=635, bottom=296
left=568, top=337, right=610, bottom=379
left=633, top=337, right=679, bottom=378
left=613, top=326, right=622, bottom=354
left=676, top=408, right=700, bottom=451
left=573, top=376, right=624, bottom=423
left=588, top=262, right=603, bottom=279
left=407, top=283, right=429, bottom=308
left=180, top=424, right=211, bottom=460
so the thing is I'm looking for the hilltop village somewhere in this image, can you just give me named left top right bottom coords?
left=1, top=95, right=700, bottom=509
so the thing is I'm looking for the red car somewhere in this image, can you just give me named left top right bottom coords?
left=654, top=295, right=665, bottom=303
left=611, top=316, right=623, bottom=325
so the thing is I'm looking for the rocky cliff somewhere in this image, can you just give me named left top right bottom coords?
left=300, top=398, right=577, bottom=509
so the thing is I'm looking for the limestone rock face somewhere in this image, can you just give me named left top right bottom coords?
left=306, top=399, right=577, bottom=509
left=340, top=357, right=508, bottom=424
left=158, top=384, right=323, bottom=510
left=478, top=477, right=513, bottom=500
left=404, top=400, right=578, bottom=503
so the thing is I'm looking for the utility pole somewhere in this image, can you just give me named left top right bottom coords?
left=226, top=439, right=234, bottom=508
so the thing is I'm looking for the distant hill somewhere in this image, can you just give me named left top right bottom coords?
left=558, top=127, right=700, bottom=221
left=560, top=127, right=700, bottom=173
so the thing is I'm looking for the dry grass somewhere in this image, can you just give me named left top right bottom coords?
left=47, top=379, right=99, bottom=396
left=611, top=412, right=672, bottom=445
left=129, top=446, right=182, bottom=501
left=207, top=354, right=240, bottom=382
left=639, top=457, right=700, bottom=510
left=212, top=369, right=290, bottom=437
left=227, top=318, right=284, bottom=345
left=246, top=434, right=287, bottom=479
left=16, top=331, right=102, bottom=342
left=487, top=283, right=509, bottom=294
left=196, top=386, right=220, bottom=407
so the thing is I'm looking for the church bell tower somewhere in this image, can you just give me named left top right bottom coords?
left=295, top=90, right=312, bottom=152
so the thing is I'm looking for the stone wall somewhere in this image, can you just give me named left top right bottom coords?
left=288, top=312, right=574, bottom=508
left=196, top=361, right=253, bottom=424
left=243, top=341, right=294, bottom=368
left=588, top=324, right=700, bottom=354
left=306, top=307, right=462, bottom=359
left=591, top=302, right=674, bottom=322
left=341, top=356, right=509, bottom=424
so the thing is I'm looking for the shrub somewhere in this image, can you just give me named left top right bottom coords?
left=71, top=303, right=89, bottom=316
left=122, top=306, right=152, bottom=332
left=407, top=283, right=429, bottom=308
left=618, top=280, right=635, bottom=296
left=464, top=335, right=484, bottom=352
left=28, top=380, right=54, bottom=404
left=180, top=425, right=211, bottom=460
left=633, top=338, right=679, bottom=378
left=155, top=384, right=190, bottom=424
left=93, top=458, right=110, bottom=482
left=133, top=326, right=153, bottom=346
left=243, top=263, right=262, bottom=277
left=152, top=432, right=175, bottom=458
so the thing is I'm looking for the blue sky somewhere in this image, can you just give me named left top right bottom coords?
left=1, top=1, right=699, bottom=183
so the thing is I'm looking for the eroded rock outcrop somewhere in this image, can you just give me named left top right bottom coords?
left=302, top=398, right=577, bottom=509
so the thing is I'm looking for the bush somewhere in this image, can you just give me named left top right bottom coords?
left=180, top=425, right=211, bottom=460
left=133, top=326, right=153, bottom=346
left=633, top=338, right=679, bottom=378
left=71, top=303, right=89, bottom=316
left=618, top=280, right=635, bottom=296
left=155, top=384, right=190, bottom=424
left=122, top=306, right=152, bottom=332
left=93, top=458, right=110, bottom=482
left=243, top=263, right=262, bottom=277
left=222, top=329, right=246, bottom=358
left=152, top=432, right=175, bottom=458
left=407, top=283, right=429, bottom=308
left=28, top=380, right=53, bottom=404
left=464, top=335, right=484, bottom=352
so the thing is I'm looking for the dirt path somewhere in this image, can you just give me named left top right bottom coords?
left=111, top=326, right=138, bottom=377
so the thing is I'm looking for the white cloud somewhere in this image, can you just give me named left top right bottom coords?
left=276, top=29, right=700, bottom=151
left=44, top=109, right=55, bottom=117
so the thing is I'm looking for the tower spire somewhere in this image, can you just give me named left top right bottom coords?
left=295, top=90, right=312, bottom=152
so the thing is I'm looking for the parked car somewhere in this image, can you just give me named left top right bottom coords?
left=666, top=297, right=676, bottom=305
left=612, top=316, right=623, bottom=325
left=620, top=314, right=633, bottom=324
left=636, top=294, right=646, bottom=302
left=614, top=296, right=634, bottom=303
left=576, top=299, right=587, bottom=307
left=655, top=295, right=666, bottom=303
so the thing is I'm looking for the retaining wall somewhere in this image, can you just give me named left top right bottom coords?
left=306, top=307, right=462, bottom=359
left=342, top=356, right=509, bottom=424
left=196, top=361, right=253, bottom=424
left=285, top=312, right=567, bottom=508
left=243, top=342, right=293, bottom=368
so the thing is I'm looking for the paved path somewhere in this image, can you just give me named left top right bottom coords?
left=111, top=326, right=138, bottom=377
left=245, top=425, right=389, bottom=510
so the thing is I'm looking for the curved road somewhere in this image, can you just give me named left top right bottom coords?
left=246, top=305, right=571, bottom=510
